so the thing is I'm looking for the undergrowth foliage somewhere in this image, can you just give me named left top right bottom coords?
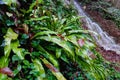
left=0, top=0, right=110, bottom=80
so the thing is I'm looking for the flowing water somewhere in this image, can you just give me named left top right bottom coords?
left=66, top=0, right=120, bottom=54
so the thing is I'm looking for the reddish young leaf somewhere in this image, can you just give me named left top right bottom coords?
left=0, top=67, right=14, bottom=77
left=78, top=39, right=85, bottom=47
left=57, top=34, right=64, bottom=40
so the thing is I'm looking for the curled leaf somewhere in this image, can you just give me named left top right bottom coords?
left=0, top=67, right=14, bottom=77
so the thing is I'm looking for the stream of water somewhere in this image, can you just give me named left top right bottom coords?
left=66, top=0, right=120, bottom=54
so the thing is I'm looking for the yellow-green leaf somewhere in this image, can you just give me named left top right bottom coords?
left=33, top=59, right=45, bottom=80
left=11, top=40, right=24, bottom=60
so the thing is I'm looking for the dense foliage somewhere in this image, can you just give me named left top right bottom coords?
left=0, top=0, right=119, bottom=80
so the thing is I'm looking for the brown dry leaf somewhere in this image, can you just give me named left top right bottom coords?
left=45, top=64, right=59, bottom=72
left=22, top=24, right=29, bottom=34
left=0, top=67, right=14, bottom=77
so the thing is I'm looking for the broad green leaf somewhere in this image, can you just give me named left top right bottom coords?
left=28, top=16, right=49, bottom=21
left=69, top=30, right=98, bottom=36
left=12, top=55, right=21, bottom=63
left=0, top=54, right=9, bottom=79
left=39, top=36, right=74, bottom=58
left=85, top=41, right=95, bottom=49
left=33, top=59, right=45, bottom=80
left=12, top=48, right=24, bottom=60
left=39, top=27, right=51, bottom=31
left=4, top=28, right=24, bottom=60
left=0, top=28, right=24, bottom=79
left=0, top=73, right=7, bottom=80
left=37, top=45, right=59, bottom=68
left=49, top=56, right=59, bottom=69
left=60, top=18, right=66, bottom=24
left=56, top=48, right=62, bottom=58
left=77, top=48, right=90, bottom=59
left=4, top=43, right=11, bottom=58
left=32, top=31, right=57, bottom=39
left=69, top=30, right=89, bottom=34
left=0, top=28, right=18, bottom=77
left=11, top=40, right=24, bottom=60
left=4, top=28, right=18, bottom=40
left=63, top=26, right=76, bottom=31
left=0, top=57, right=8, bottom=68
left=13, top=64, right=21, bottom=76
left=4, top=28, right=18, bottom=57
left=41, top=58, right=66, bottom=80
left=66, top=35, right=79, bottom=47
left=60, top=53, right=69, bottom=63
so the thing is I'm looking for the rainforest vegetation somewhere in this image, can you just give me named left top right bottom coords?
left=0, top=0, right=120, bottom=80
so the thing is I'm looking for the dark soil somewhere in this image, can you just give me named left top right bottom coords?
left=96, top=47, right=120, bottom=63
left=85, top=8, right=120, bottom=43
left=96, top=47, right=120, bottom=71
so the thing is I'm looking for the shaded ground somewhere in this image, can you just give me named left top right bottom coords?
left=96, top=47, right=120, bottom=71
left=80, top=2, right=120, bottom=71
left=96, top=47, right=120, bottom=63
left=85, top=8, right=120, bottom=43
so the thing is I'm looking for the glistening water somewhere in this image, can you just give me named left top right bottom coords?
left=71, top=0, right=120, bottom=54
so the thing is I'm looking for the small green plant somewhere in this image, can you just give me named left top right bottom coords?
left=105, top=7, right=120, bottom=27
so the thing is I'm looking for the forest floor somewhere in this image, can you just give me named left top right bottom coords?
left=82, top=4, right=120, bottom=71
